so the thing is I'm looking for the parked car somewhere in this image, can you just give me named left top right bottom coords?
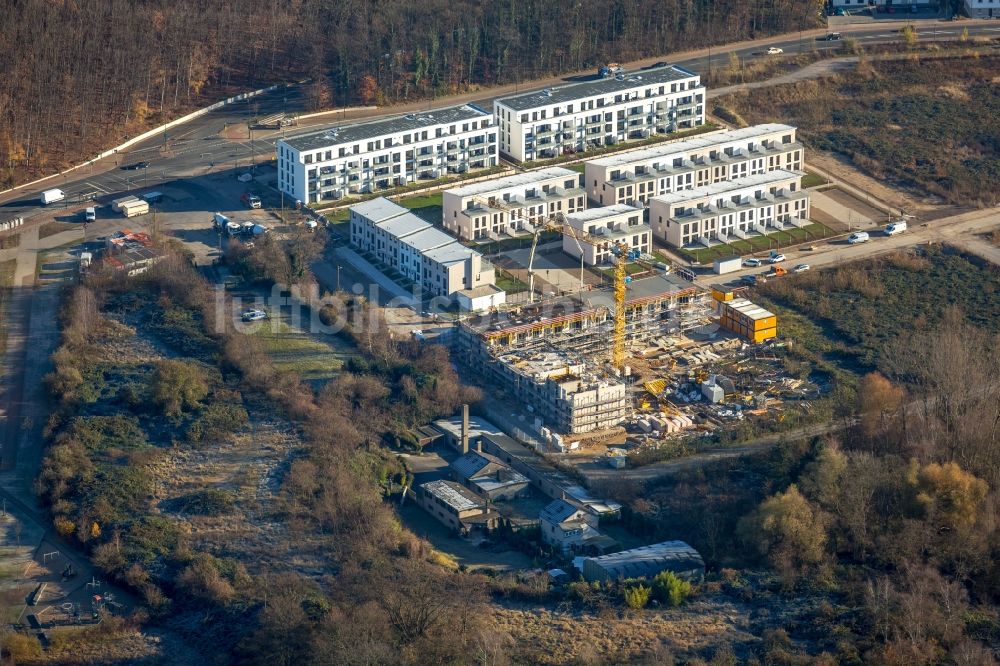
left=241, top=192, right=262, bottom=209
left=241, top=308, right=267, bottom=322
left=766, top=47, right=784, bottom=55
left=793, top=264, right=811, bottom=273
left=743, top=258, right=762, bottom=267
left=121, top=161, right=150, bottom=171
left=740, top=275, right=759, bottom=286
left=84, top=207, right=96, bottom=222
left=768, top=253, right=786, bottom=264
left=848, top=231, right=870, bottom=244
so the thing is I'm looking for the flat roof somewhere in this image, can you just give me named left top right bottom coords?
left=420, top=480, right=484, bottom=513
left=423, top=242, right=476, bottom=265
left=399, top=226, right=456, bottom=252
left=724, top=297, right=775, bottom=321
left=496, top=66, right=699, bottom=112
left=584, top=540, right=704, bottom=579
left=350, top=197, right=408, bottom=223
left=433, top=415, right=505, bottom=441
left=446, top=167, right=579, bottom=198
left=458, top=284, right=506, bottom=299
left=376, top=212, right=430, bottom=239
left=281, top=104, right=491, bottom=152
left=567, top=204, right=642, bottom=224
left=651, top=170, right=801, bottom=205
left=587, top=124, right=797, bottom=169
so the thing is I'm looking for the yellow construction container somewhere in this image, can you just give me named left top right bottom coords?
left=711, top=285, right=736, bottom=302
left=720, top=298, right=777, bottom=343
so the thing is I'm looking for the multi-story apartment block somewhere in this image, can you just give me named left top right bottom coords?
left=649, top=171, right=810, bottom=248
left=562, top=205, right=651, bottom=266
left=965, top=0, right=1000, bottom=17
left=276, top=104, right=497, bottom=205
left=584, top=124, right=802, bottom=207
left=349, top=197, right=498, bottom=301
left=442, top=167, right=587, bottom=241
left=494, top=66, right=705, bottom=163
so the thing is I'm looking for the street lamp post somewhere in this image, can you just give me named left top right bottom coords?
left=336, top=265, right=342, bottom=292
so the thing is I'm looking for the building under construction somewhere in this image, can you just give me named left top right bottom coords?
left=456, top=272, right=713, bottom=435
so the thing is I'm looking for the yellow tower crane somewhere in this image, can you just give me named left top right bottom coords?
left=611, top=241, right=629, bottom=371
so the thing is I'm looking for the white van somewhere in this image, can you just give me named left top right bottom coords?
left=84, top=207, right=96, bottom=222
left=885, top=221, right=907, bottom=236
left=848, top=231, right=870, bottom=244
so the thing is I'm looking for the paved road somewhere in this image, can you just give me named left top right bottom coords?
left=2, top=20, right=998, bottom=227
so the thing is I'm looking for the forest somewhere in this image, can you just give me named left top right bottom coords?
left=0, top=0, right=822, bottom=187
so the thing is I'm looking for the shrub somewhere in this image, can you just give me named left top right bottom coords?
left=654, top=571, right=693, bottom=607
left=623, top=584, right=651, bottom=609
left=179, top=489, right=235, bottom=516
left=2, top=633, right=42, bottom=660
left=149, top=359, right=209, bottom=416
left=186, top=399, right=249, bottom=444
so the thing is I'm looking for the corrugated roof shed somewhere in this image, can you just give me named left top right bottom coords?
left=582, top=540, right=705, bottom=582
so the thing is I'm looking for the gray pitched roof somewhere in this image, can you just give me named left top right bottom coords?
left=540, top=499, right=582, bottom=525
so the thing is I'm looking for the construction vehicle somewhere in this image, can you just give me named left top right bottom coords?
left=770, top=266, right=787, bottom=277
left=598, top=63, right=623, bottom=77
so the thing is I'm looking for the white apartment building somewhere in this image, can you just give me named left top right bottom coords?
left=276, top=104, right=497, bottom=205
left=494, top=66, right=705, bottom=163
left=442, top=167, right=586, bottom=241
left=349, top=197, right=498, bottom=301
left=563, top=204, right=651, bottom=266
left=584, top=124, right=802, bottom=207
left=649, top=171, right=810, bottom=248
left=965, top=0, right=1000, bottom=17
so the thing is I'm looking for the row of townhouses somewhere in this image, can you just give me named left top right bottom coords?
left=649, top=170, right=810, bottom=247
left=349, top=197, right=502, bottom=305
left=277, top=65, right=706, bottom=205
left=441, top=167, right=587, bottom=241
left=583, top=124, right=802, bottom=207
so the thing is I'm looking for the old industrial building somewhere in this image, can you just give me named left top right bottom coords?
left=450, top=450, right=531, bottom=500
left=415, top=480, right=499, bottom=533
left=584, top=124, right=801, bottom=206
left=277, top=104, right=497, bottom=204
left=349, top=197, right=501, bottom=302
left=562, top=204, right=651, bottom=266
left=494, top=65, right=705, bottom=162
left=442, top=167, right=587, bottom=241
left=649, top=170, right=810, bottom=248
left=581, top=541, right=705, bottom=582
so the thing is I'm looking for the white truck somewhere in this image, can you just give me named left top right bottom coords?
left=885, top=220, right=907, bottom=236
left=40, top=189, right=65, bottom=205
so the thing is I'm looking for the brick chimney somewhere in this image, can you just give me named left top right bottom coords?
left=461, top=404, right=470, bottom=454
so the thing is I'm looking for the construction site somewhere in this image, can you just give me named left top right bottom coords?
left=456, top=236, right=823, bottom=466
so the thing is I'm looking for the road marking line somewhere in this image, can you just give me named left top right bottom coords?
left=85, top=182, right=109, bottom=194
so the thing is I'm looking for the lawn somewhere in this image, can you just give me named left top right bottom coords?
left=801, top=170, right=829, bottom=189
left=399, top=192, right=443, bottom=224
left=250, top=319, right=353, bottom=381
left=676, top=223, right=832, bottom=264
left=495, top=270, right=528, bottom=294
